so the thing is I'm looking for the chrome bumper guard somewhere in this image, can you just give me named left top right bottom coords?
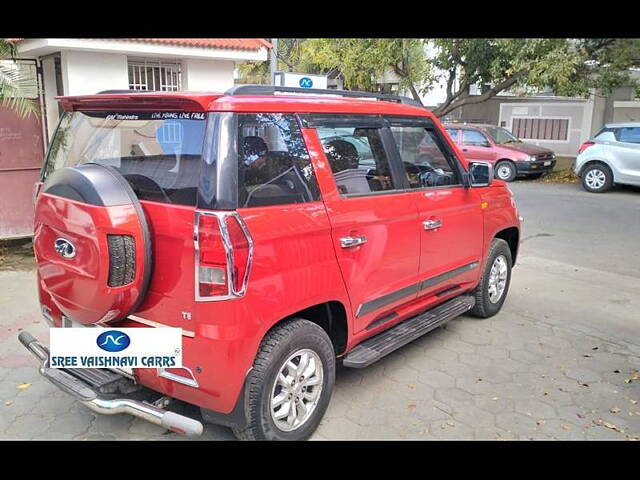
left=18, top=331, right=203, bottom=436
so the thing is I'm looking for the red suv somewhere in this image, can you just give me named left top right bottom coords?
left=20, top=86, right=521, bottom=440
left=442, top=123, right=556, bottom=182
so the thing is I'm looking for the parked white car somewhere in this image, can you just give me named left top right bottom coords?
left=574, top=123, right=640, bottom=193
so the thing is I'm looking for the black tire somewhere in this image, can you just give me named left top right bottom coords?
left=232, top=318, right=335, bottom=441
left=581, top=162, right=613, bottom=193
left=495, top=160, right=517, bottom=182
left=469, top=238, right=513, bottom=318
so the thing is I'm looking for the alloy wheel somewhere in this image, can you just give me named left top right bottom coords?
left=585, top=168, right=606, bottom=190
left=270, top=349, right=324, bottom=432
left=488, top=255, right=508, bottom=303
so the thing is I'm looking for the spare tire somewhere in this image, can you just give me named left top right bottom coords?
left=33, top=164, right=152, bottom=325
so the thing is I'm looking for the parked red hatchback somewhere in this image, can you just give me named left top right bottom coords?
left=20, top=86, right=521, bottom=440
left=442, top=123, right=556, bottom=182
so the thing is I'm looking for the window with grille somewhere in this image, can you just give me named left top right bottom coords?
left=128, top=58, right=182, bottom=91
left=512, top=117, right=569, bottom=141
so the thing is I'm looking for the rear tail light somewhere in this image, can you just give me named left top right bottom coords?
left=195, top=211, right=253, bottom=301
left=196, top=215, right=228, bottom=298
left=224, top=215, right=251, bottom=293
left=578, top=141, right=595, bottom=155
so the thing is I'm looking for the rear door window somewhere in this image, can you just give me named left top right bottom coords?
left=237, top=113, right=320, bottom=208
left=617, top=127, right=640, bottom=144
left=462, top=129, right=490, bottom=146
left=44, top=111, right=207, bottom=206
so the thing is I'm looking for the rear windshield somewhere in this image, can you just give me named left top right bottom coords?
left=43, top=111, right=207, bottom=206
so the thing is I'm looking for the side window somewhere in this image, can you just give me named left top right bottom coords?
left=445, top=128, right=460, bottom=143
left=594, top=127, right=617, bottom=141
left=237, top=114, right=320, bottom=208
left=390, top=126, right=460, bottom=189
left=617, top=127, right=640, bottom=144
left=317, top=127, right=396, bottom=195
left=462, top=129, right=490, bottom=147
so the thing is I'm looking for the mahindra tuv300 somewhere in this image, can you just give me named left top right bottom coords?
left=19, top=86, right=521, bottom=440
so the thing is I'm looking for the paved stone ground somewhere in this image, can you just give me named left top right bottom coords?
left=1, top=182, right=639, bottom=440
left=1, top=253, right=639, bottom=441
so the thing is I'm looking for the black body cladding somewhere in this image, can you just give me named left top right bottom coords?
left=43, top=164, right=134, bottom=207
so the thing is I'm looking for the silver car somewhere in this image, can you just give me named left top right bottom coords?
left=574, top=123, right=640, bottom=193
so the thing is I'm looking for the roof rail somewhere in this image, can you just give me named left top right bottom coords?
left=224, top=84, right=424, bottom=107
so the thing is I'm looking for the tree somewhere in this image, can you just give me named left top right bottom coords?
left=430, top=38, right=640, bottom=117
left=237, top=39, right=310, bottom=84
left=0, top=39, right=39, bottom=118
left=237, top=38, right=640, bottom=118
left=237, top=38, right=434, bottom=100
left=299, top=38, right=431, bottom=101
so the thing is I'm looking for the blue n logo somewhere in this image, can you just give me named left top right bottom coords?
left=299, top=77, right=313, bottom=88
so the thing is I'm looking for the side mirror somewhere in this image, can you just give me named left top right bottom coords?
left=468, top=161, right=493, bottom=187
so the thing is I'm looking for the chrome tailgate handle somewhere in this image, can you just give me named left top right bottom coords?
left=340, top=235, right=367, bottom=248
left=423, top=219, right=442, bottom=230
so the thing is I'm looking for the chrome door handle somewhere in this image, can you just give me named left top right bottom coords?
left=423, top=219, right=442, bottom=231
left=340, top=235, right=367, bottom=248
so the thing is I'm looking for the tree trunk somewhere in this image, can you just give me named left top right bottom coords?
left=391, top=63, right=423, bottom=105
left=431, top=72, right=523, bottom=118
left=407, top=83, right=423, bottom=104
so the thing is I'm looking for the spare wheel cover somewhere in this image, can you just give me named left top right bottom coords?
left=33, top=164, right=152, bottom=325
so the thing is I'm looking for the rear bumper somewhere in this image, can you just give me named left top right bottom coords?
left=37, top=282, right=256, bottom=428
left=572, top=159, right=581, bottom=176
left=515, top=159, right=556, bottom=175
left=18, top=330, right=204, bottom=436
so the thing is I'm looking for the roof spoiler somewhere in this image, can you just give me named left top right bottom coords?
left=59, top=91, right=212, bottom=112
left=224, top=84, right=424, bottom=107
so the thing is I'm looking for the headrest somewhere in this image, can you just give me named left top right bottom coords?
left=242, top=136, right=268, bottom=157
left=324, top=139, right=359, bottom=170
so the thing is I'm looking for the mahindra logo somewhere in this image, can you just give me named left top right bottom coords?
left=55, top=238, right=76, bottom=258
left=54, top=238, right=76, bottom=259
left=97, top=330, right=131, bottom=352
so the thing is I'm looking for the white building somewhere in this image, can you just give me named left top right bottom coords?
left=386, top=43, right=640, bottom=157
left=13, top=38, right=271, bottom=141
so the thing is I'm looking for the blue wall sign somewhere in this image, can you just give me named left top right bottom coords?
left=299, top=77, right=314, bottom=88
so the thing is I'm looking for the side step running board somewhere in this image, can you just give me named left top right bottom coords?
left=343, top=295, right=475, bottom=368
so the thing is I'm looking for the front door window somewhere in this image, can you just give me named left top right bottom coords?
left=390, top=125, right=460, bottom=189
